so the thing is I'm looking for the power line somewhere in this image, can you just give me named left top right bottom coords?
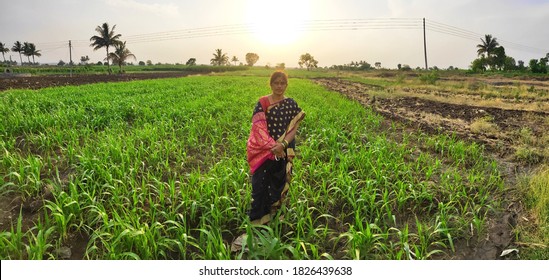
left=18, top=18, right=548, bottom=62
left=120, top=19, right=423, bottom=44
left=425, top=19, right=546, bottom=54
left=426, top=20, right=482, bottom=39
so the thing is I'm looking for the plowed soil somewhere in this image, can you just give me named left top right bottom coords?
left=0, top=72, right=192, bottom=91
left=313, top=77, right=548, bottom=260
left=314, top=78, right=548, bottom=159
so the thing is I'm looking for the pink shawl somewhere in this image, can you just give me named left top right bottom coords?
left=246, top=97, right=276, bottom=173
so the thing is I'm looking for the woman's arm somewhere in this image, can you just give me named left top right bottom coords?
left=270, top=122, right=300, bottom=158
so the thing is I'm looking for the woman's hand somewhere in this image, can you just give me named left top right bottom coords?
left=271, top=143, right=286, bottom=159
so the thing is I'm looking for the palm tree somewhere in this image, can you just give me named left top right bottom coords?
left=90, top=22, right=122, bottom=74
left=11, top=41, right=24, bottom=65
left=23, top=42, right=41, bottom=64
left=22, top=42, right=32, bottom=64
left=210, top=49, right=228, bottom=66
left=107, top=41, right=136, bottom=73
left=231, top=56, right=239, bottom=66
left=30, top=43, right=41, bottom=64
left=477, top=34, right=500, bottom=70
left=0, top=42, right=9, bottom=62
left=477, top=34, right=499, bottom=57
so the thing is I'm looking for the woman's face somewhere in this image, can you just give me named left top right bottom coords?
left=271, top=76, right=287, bottom=96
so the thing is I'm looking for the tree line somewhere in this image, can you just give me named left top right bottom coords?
left=209, top=49, right=319, bottom=71
left=473, top=34, right=548, bottom=74
left=2, top=21, right=321, bottom=72
left=330, top=34, right=548, bottom=73
left=209, top=49, right=260, bottom=67
left=0, top=41, right=41, bottom=66
left=4, top=24, right=546, bottom=73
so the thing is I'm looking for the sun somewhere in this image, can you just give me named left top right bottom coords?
left=246, top=0, right=310, bottom=45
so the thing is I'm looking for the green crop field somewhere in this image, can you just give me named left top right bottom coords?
left=0, top=74, right=533, bottom=259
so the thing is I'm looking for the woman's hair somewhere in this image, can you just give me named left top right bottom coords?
left=269, top=71, right=288, bottom=85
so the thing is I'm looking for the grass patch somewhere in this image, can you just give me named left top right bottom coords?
left=418, top=71, right=440, bottom=85
left=516, top=166, right=549, bottom=259
left=470, top=116, right=499, bottom=134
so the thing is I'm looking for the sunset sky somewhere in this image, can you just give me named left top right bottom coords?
left=2, top=0, right=548, bottom=69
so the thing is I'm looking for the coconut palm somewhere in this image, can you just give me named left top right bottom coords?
left=231, top=56, right=239, bottom=66
left=477, top=34, right=500, bottom=70
left=11, top=41, right=24, bottom=65
left=23, top=42, right=41, bottom=64
left=90, top=22, right=122, bottom=74
left=22, top=42, right=32, bottom=64
left=0, top=42, right=10, bottom=62
left=30, top=43, right=41, bottom=64
left=477, top=34, right=499, bottom=57
left=210, top=49, right=229, bottom=66
left=107, top=41, right=136, bottom=73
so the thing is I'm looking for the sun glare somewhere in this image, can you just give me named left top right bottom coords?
left=246, top=0, right=310, bottom=45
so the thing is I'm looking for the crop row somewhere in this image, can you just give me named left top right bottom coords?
left=0, top=75, right=504, bottom=259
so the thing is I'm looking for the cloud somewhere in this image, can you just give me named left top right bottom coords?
left=105, top=0, right=179, bottom=17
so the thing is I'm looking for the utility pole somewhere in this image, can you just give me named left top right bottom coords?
left=423, top=18, right=428, bottom=70
left=69, top=40, right=73, bottom=77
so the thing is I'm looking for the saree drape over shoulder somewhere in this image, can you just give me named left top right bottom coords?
left=246, top=96, right=305, bottom=225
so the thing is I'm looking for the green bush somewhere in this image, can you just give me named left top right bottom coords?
left=418, top=71, right=440, bottom=85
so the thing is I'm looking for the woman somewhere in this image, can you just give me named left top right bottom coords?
left=246, top=71, right=305, bottom=225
